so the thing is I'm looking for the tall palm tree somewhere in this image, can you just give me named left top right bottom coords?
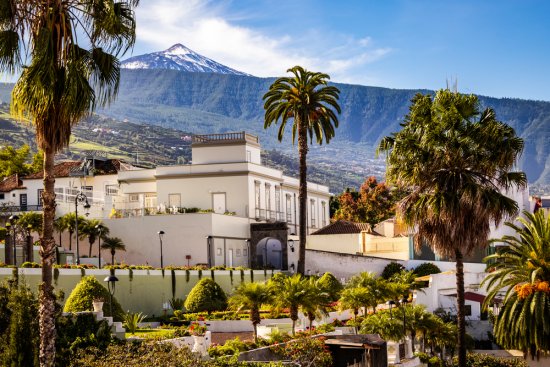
left=229, top=282, right=273, bottom=343
left=378, top=89, right=526, bottom=367
left=360, top=310, right=404, bottom=342
left=270, top=274, right=310, bottom=335
left=79, top=219, right=109, bottom=258
left=398, top=304, right=438, bottom=353
left=338, top=287, right=370, bottom=322
left=263, top=66, right=341, bottom=275
left=483, top=210, right=550, bottom=358
left=347, top=272, right=390, bottom=312
left=301, top=276, right=331, bottom=331
left=101, top=237, right=126, bottom=266
left=0, top=2, right=138, bottom=365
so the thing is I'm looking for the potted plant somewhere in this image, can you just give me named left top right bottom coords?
left=189, top=322, right=208, bottom=354
left=92, top=297, right=105, bottom=313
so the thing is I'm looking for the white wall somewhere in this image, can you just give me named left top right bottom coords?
left=192, top=143, right=261, bottom=164
left=307, top=233, right=360, bottom=254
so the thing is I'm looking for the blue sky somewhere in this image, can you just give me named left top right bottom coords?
left=133, top=0, right=550, bottom=101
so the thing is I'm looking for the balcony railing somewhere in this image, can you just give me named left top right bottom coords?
left=0, top=205, right=43, bottom=214
left=192, top=131, right=259, bottom=145
left=255, top=208, right=285, bottom=222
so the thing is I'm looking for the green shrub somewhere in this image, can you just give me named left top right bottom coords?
left=414, top=352, right=430, bottom=363
left=21, top=261, right=41, bottom=268
left=184, top=278, right=227, bottom=313
left=169, top=297, right=185, bottom=312
left=0, top=227, right=7, bottom=241
left=318, top=272, right=343, bottom=301
left=124, top=311, right=147, bottom=334
left=428, top=356, right=443, bottom=367
left=413, top=262, right=442, bottom=277
left=0, top=280, right=39, bottom=366
left=381, top=262, right=405, bottom=279
left=451, top=353, right=527, bottom=367
left=63, top=276, right=124, bottom=320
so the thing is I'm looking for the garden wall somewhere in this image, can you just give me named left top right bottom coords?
left=0, top=268, right=278, bottom=317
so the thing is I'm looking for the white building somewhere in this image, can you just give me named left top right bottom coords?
left=1, top=132, right=331, bottom=269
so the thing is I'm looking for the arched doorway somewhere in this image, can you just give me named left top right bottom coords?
left=255, top=237, right=283, bottom=269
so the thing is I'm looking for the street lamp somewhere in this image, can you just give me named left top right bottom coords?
left=8, top=215, right=19, bottom=266
left=103, top=275, right=119, bottom=317
left=158, top=231, right=165, bottom=269
left=95, top=224, right=103, bottom=269
left=387, top=300, right=396, bottom=319
left=401, top=297, right=409, bottom=340
left=288, top=239, right=295, bottom=252
left=74, top=192, right=90, bottom=265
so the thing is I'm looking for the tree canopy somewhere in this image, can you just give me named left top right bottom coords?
left=0, top=145, right=42, bottom=179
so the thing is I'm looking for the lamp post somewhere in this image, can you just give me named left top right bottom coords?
left=95, top=224, right=102, bottom=269
left=104, top=275, right=119, bottom=318
left=401, top=297, right=408, bottom=341
left=8, top=215, right=19, bottom=266
left=387, top=300, right=396, bottom=319
left=158, top=231, right=165, bottom=269
left=74, top=192, right=91, bottom=265
left=288, top=239, right=295, bottom=252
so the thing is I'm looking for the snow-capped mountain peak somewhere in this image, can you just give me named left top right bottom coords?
left=121, top=44, right=251, bottom=76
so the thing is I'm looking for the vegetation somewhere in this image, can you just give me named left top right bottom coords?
left=332, top=176, right=399, bottom=227
left=100, top=237, right=126, bottom=265
left=381, top=262, right=406, bottom=279
left=414, top=263, right=442, bottom=277
left=451, top=353, right=527, bottom=367
left=228, top=282, right=274, bottom=342
left=378, top=89, right=526, bottom=367
left=0, top=0, right=138, bottom=364
left=16, top=212, right=43, bottom=236
left=0, top=144, right=42, bottom=180
left=483, top=210, right=550, bottom=358
left=270, top=336, right=332, bottom=367
left=268, top=273, right=311, bottom=335
left=63, top=276, right=124, bottom=320
left=184, top=278, right=228, bottom=313
left=79, top=219, right=109, bottom=258
left=123, top=311, right=147, bottom=335
left=317, top=272, right=343, bottom=302
left=263, top=66, right=341, bottom=274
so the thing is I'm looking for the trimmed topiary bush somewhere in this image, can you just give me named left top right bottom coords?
left=381, top=262, right=405, bottom=279
left=63, top=276, right=124, bottom=320
left=184, top=278, right=227, bottom=313
left=413, top=262, right=441, bottom=277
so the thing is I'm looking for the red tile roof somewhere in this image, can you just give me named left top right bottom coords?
left=24, top=159, right=127, bottom=179
left=311, top=220, right=374, bottom=235
left=0, top=174, right=25, bottom=193
left=24, top=161, right=82, bottom=179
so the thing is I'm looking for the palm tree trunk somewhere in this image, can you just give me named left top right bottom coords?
left=297, top=120, right=308, bottom=275
left=411, top=330, right=417, bottom=353
left=111, top=250, right=115, bottom=265
left=291, top=306, right=298, bottom=336
left=68, top=230, right=72, bottom=250
left=39, top=147, right=57, bottom=367
left=88, top=240, right=93, bottom=258
left=455, top=248, right=466, bottom=367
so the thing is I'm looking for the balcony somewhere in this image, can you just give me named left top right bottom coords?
left=255, top=208, right=285, bottom=222
left=192, top=131, right=259, bottom=145
left=0, top=205, right=43, bottom=215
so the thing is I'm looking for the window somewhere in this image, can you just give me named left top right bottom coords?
left=37, top=189, right=44, bottom=206
left=310, top=199, right=316, bottom=228
left=464, top=305, right=472, bottom=316
left=265, top=183, right=271, bottom=213
left=246, top=150, right=252, bottom=162
left=236, top=249, right=242, bottom=257
left=129, top=194, right=140, bottom=202
left=286, top=194, right=292, bottom=223
left=243, top=249, right=248, bottom=257
left=321, top=201, right=327, bottom=227
left=105, top=184, right=118, bottom=196
left=255, top=181, right=261, bottom=210
left=0, top=193, right=4, bottom=200
left=275, top=186, right=281, bottom=214
left=168, top=193, right=181, bottom=208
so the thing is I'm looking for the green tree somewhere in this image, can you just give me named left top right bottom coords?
left=100, top=237, right=126, bottom=265
left=333, top=176, right=397, bottom=228
left=347, top=272, right=391, bottom=312
left=228, top=282, right=273, bottom=342
left=184, top=278, right=228, bottom=314
left=483, top=210, right=550, bottom=358
left=360, top=310, right=404, bottom=342
left=378, top=89, right=526, bottom=367
left=79, top=219, right=109, bottom=258
left=317, top=272, right=343, bottom=302
left=17, top=212, right=43, bottom=236
left=263, top=66, right=341, bottom=274
left=53, top=216, right=68, bottom=248
left=270, top=274, right=311, bottom=335
left=61, top=213, right=88, bottom=251
left=413, top=263, right=442, bottom=277
left=301, top=276, right=331, bottom=331
left=63, top=276, right=123, bottom=320
left=0, top=145, right=42, bottom=179
left=0, top=2, right=138, bottom=365
left=338, top=287, right=370, bottom=321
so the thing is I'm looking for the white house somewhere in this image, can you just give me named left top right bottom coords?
left=2, top=132, right=331, bottom=269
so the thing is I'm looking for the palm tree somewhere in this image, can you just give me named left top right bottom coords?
left=53, top=216, right=68, bottom=248
left=79, top=219, right=109, bottom=258
left=360, top=310, right=404, bottom=342
left=270, top=274, right=310, bottom=335
left=483, top=210, right=550, bottom=358
left=101, top=237, right=126, bottom=266
left=301, top=277, right=331, bottom=331
left=347, top=272, right=390, bottom=312
left=263, top=66, right=341, bottom=275
left=61, top=213, right=87, bottom=251
left=228, top=282, right=273, bottom=343
left=378, top=89, right=526, bottom=367
left=0, top=2, right=138, bottom=365
left=338, top=287, right=370, bottom=321
left=398, top=304, right=438, bottom=353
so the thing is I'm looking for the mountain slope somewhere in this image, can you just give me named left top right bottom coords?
left=98, top=69, right=550, bottom=184
left=121, top=44, right=250, bottom=76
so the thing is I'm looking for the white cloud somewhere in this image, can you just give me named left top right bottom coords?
left=133, top=0, right=391, bottom=82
